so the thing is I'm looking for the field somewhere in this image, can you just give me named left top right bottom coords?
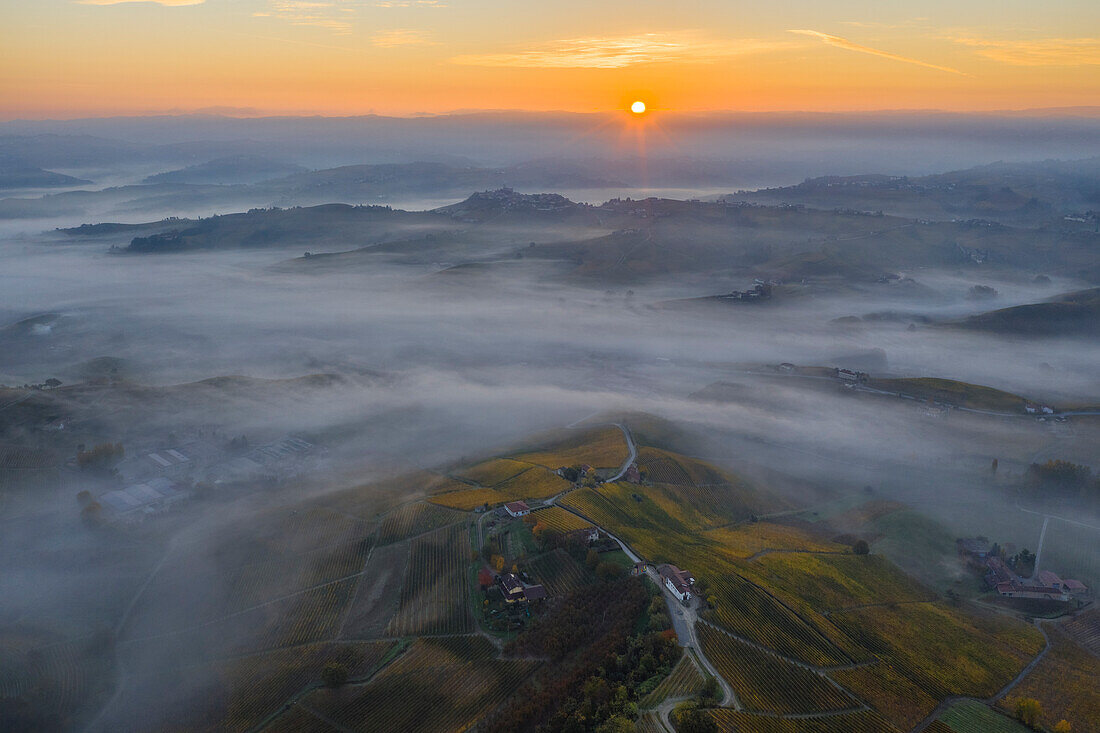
left=338, top=541, right=409, bottom=639
left=511, top=426, right=629, bottom=470
left=292, top=636, right=538, bottom=733
left=830, top=661, right=939, bottom=730
left=827, top=602, right=1044, bottom=700
left=529, top=505, right=592, bottom=534
left=996, top=629, right=1100, bottom=733
left=697, top=623, right=858, bottom=715
left=940, top=699, right=1031, bottom=733
left=428, top=487, right=504, bottom=511
left=522, top=548, right=590, bottom=596
left=709, top=709, right=900, bottom=733
left=386, top=524, right=473, bottom=636
left=640, top=653, right=706, bottom=708
left=377, top=501, right=462, bottom=545
left=0, top=632, right=112, bottom=730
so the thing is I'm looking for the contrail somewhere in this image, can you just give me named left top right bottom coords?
left=790, top=29, right=967, bottom=75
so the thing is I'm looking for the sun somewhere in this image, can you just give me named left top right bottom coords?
left=630, top=100, right=646, bottom=114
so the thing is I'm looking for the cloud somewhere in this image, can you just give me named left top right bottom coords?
left=951, top=36, right=1100, bottom=66
left=372, top=28, right=436, bottom=47
left=374, top=0, right=447, bottom=6
left=257, top=0, right=358, bottom=33
left=451, top=33, right=793, bottom=69
left=789, top=29, right=966, bottom=75
left=76, top=0, right=205, bottom=5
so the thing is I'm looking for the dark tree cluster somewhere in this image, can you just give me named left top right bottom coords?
left=76, top=442, right=124, bottom=470
left=1025, top=459, right=1098, bottom=502
left=484, top=577, right=679, bottom=732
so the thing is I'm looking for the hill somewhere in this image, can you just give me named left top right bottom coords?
left=142, top=155, right=307, bottom=185
left=950, top=287, right=1100, bottom=336
left=0, top=157, right=90, bottom=190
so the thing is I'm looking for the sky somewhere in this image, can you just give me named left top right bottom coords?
left=3, top=0, right=1100, bottom=118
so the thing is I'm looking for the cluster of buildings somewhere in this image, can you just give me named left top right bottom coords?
left=835, top=368, right=869, bottom=383
left=958, top=538, right=1089, bottom=605
left=99, top=476, right=189, bottom=519
left=717, top=282, right=772, bottom=302
left=497, top=572, right=547, bottom=605
left=1024, top=403, right=1055, bottom=415
left=984, top=557, right=1088, bottom=603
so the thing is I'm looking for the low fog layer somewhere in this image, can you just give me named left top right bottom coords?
left=1, top=115, right=1099, bottom=731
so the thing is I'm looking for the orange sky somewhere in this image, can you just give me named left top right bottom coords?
left=3, top=1, right=1099, bottom=118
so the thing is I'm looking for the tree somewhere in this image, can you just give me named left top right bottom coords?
left=991, top=458, right=999, bottom=474
left=44, top=378, right=61, bottom=389
left=76, top=490, right=92, bottom=506
left=596, top=561, right=623, bottom=581
left=321, top=662, right=348, bottom=687
left=80, top=501, right=103, bottom=525
left=1013, top=698, right=1043, bottom=729
left=852, top=539, right=870, bottom=555
left=586, top=548, right=600, bottom=569
left=1054, top=720, right=1072, bottom=733
left=493, top=555, right=505, bottom=572
left=698, top=675, right=720, bottom=706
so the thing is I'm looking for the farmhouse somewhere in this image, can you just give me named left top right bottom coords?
left=658, top=564, right=694, bottom=602
left=504, top=500, right=531, bottom=517
left=100, top=477, right=188, bottom=517
left=566, top=526, right=600, bottom=544
left=498, top=572, right=526, bottom=603
left=957, top=537, right=991, bottom=559
left=984, top=558, right=1088, bottom=603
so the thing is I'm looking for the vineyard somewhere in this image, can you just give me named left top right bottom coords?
left=941, top=700, right=1032, bottom=733
left=522, top=548, right=589, bottom=596
left=377, top=501, right=462, bottom=545
left=339, top=541, right=409, bottom=639
left=428, top=486, right=503, bottom=511
left=827, top=602, right=1044, bottom=700
left=457, top=458, right=530, bottom=487
left=511, top=426, right=629, bottom=470
left=220, top=641, right=394, bottom=732
left=745, top=553, right=935, bottom=612
left=495, top=466, right=570, bottom=500
left=703, top=573, right=852, bottom=667
left=830, top=661, right=938, bottom=730
left=705, top=522, right=845, bottom=558
left=709, top=709, right=898, bottom=732
left=640, top=652, right=705, bottom=708
left=697, top=623, right=859, bottom=715
left=530, top=505, right=592, bottom=534
left=225, top=536, right=373, bottom=614
left=1060, top=608, right=1100, bottom=655
left=260, top=705, right=334, bottom=733
left=386, top=524, right=473, bottom=636
left=0, top=633, right=112, bottom=730
left=996, top=629, right=1100, bottom=733
left=296, top=636, right=538, bottom=733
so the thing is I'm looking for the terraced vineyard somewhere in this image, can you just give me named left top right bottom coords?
left=830, top=661, right=938, bottom=730
left=295, top=636, right=538, bottom=733
left=828, top=602, right=1044, bottom=700
left=704, top=573, right=852, bottom=667
left=941, top=699, right=1032, bottom=733
left=996, top=629, right=1100, bottom=733
left=428, top=486, right=503, bottom=511
left=523, top=548, right=589, bottom=596
left=641, top=653, right=706, bottom=708
left=377, top=501, right=462, bottom=545
left=697, top=623, right=859, bottom=715
left=261, top=705, right=335, bottom=733
left=709, top=708, right=898, bottom=732
left=530, top=505, right=592, bottom=534
left=386, top=524, right=473, bottom=636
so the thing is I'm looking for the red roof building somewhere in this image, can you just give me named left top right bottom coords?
left=504, top=500, right=531, bottom=517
